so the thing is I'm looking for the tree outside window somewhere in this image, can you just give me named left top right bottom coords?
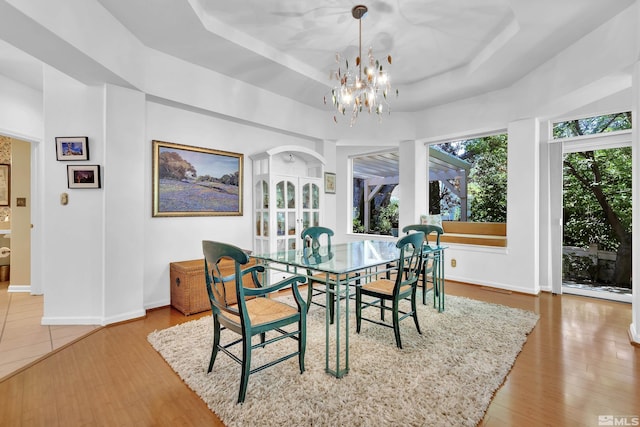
left=554, top=112, right=632, bottom=287
left=431, top=133, right=508, bottom=223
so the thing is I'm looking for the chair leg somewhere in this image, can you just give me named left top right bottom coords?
left=380, top=298, right=385, bottom=322
left=355, top=289, right=362, bottom=333
left=432, top=263, right=438, bottom=309
left=392, top=299, right=402, bottom=349
left=440, top=275, right=445, bottom=312
left=421, top=265, right=427, bottom=305
left=306, top=280, right=314, bottom=313
left=411, top=288, right=422, bottom=335
left=208, top=317, right=221, bottom=373
left=238, top=333, right=252, bottom=404
left=298, top=317, right=306, bottom=374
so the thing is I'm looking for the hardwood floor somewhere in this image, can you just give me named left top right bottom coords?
left=0, top=281, right=100, bottom=379
left=0, top=281, right=637, bottom=426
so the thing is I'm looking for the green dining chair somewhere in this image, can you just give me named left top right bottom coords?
left=202, top=240, right=308, bottom=404
left=355, top=231, right=425, bottom=349
left=403, top=224, right=444, bottom=310
left=301, top=226, right=358, bottom=324
left=301, top=226, right=335, bottom=317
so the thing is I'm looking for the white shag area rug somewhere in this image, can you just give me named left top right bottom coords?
left=148, top=295, right=538, bottom=427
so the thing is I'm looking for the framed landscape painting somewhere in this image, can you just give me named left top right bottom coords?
left=152, top=140, right=243, bottom=217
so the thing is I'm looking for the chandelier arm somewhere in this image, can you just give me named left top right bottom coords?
left=359, top=17, right=362, bottom=82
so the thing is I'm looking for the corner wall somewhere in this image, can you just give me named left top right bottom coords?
left=41, top=66, right=105, bottom=324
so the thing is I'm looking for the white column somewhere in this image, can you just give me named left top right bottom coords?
left=41, top=66, right=105, bottom=325
left=398, top=140, right=427, bottom=230
left=103, top=84, right=146, bottom=324
left=506, top=118, right=540, bottom=293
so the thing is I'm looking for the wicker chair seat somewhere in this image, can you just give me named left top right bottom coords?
left=361, top=279, right=412, bottom=296
left=222, top=298, right=298, bottom=328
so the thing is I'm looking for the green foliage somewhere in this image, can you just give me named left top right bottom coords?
left=563, top=147, right=632, bottom=251
left=466, top=134, right=508, bottom=222
left=553, top=112, right=631, bottom=138
left=433, top=134, right=508, bottom=222
left=373, top=199, right=399, bottom=235
left=557, top=111, right=632, bottom=285
left=558, top=111, right=632, bottom=252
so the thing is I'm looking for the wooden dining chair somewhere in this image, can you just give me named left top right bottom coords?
left=202, top=240, right=308, bottom=404
left=355, top=231, right=425, bottom=349
left=403, top=224, right=444, bottom=309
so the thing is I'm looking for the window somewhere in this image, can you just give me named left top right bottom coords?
left=352, top=151, right=399, bottom=236
left=553, top=112, right=631, bottom=139
left=430, top=133, right=508, bottom=223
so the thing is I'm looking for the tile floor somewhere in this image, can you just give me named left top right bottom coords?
left=0, top=281, right=100, bottom=380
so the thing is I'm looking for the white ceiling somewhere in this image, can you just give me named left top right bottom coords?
left=0, top=0, right=635, bottom=112
left=0, top=40, right=42, bottom=91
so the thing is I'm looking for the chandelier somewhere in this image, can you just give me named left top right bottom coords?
left=325, top=5, right=397, bottom=126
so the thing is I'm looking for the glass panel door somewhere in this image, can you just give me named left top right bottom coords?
left=276, top=178, right=298, bottom=252
left=301, top=180, right=322, bottom=231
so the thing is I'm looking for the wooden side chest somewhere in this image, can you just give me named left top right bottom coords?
left=169, top=257, right=257, bottom=316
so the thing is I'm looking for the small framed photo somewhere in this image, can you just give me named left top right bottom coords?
left=67, top=165, right=101, bottom=189
left=324, top=172, right=336, bottom=194
left=56, top=136, right=89, bottom=161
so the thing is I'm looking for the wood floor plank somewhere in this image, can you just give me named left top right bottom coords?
left=0, top=282, right=637, bottom=426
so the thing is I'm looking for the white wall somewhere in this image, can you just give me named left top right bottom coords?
left=41, top=66, right=105, bottom=324
left=0, top=73, right=42, bottom=139
left=142, top=102, right=317, bottom=309
left=103, top=84, right=146, bottom=323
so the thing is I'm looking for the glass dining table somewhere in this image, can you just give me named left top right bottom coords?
left=252, top=239, right=446, bottom=378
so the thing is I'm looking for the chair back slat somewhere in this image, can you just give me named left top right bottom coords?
left=395, top=231, right=425, bottom=292
left=402, top=224, right=443, bottom=247
left=301, top=226, right=333, bottom=255
left=202, top=241, right=249, bottom=313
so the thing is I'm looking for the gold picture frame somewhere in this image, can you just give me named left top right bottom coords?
left=152, top=140, right=243, bottom=217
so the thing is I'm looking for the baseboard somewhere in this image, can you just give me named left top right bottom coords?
left=445, top=274, right=539, bottom=295
left=41, top=316, right=103, bottom=326
left=145, top=299, right=170, bottom=311
left=7, top=285, right=30, bottom=293
left=480, top=286, right=513, bottom=294
left=629, top=324, right=640, bottom=347
left=103, top=309, right=146, bottom=326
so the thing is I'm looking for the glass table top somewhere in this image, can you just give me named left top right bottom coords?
left=252, top=240, right=446, bottom=275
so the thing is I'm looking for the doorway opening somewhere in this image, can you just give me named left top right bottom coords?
left=557, top=113, right=632, bottom=302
